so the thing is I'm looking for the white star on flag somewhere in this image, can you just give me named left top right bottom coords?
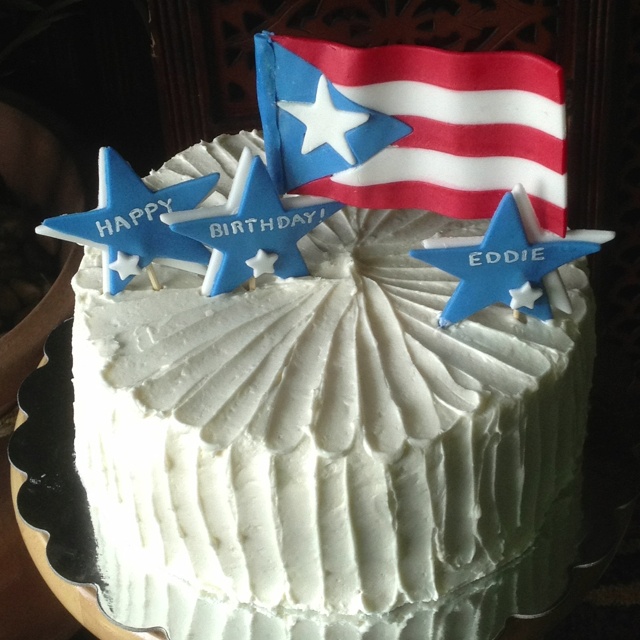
left=278, top=74, right=369, bottom=164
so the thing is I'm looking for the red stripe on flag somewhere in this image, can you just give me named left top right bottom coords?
left=272, top=35, right=564, bottom=103
left=396, top=116, right=566, bottom=174
left=294, top=178, right=567, bottom=237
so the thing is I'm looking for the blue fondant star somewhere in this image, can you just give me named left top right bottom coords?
left=162, top=150, right=343, bottom=296
left=410, top=191, right=606, bottom=326
left=36, top=147, right=219, bottom=294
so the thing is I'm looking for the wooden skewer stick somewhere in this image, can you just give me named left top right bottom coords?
left=246, top=276, right=257, bottom=292
left=146, top=265, right=162, bottom=291
left=513, top=309, right=526, bottom=323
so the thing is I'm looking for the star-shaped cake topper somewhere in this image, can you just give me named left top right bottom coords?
left=161, top=148, right=344, bottom=296
left=410, top=185, right=614, bottom=327
left=36, top=147, right=220, bottom=294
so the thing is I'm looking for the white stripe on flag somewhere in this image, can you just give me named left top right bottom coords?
left=331, top=147, right=567, bottom=207
left=336, top=82, right=566, bottom=139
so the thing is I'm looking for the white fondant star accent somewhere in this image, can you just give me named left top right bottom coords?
left=108, top=251, right=143, bottom=281
left=36, top=147, right=218, bottom=295
left=278, top=75, right=369, bottom=164
left=509, top=281, right=543, bottom=310
left=245, top=249, right=278, bottom=277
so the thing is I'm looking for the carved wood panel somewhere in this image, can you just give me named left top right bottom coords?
left=202, top=0, right=561, bottom=128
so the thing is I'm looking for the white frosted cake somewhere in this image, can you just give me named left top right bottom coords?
left=69, top=131, right=595, bottom=637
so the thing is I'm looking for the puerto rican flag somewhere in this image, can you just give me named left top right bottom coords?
left=255, top=32, right=567, bottom=235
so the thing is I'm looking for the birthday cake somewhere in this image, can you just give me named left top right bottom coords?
left=38, top=34, right=612, bottom=639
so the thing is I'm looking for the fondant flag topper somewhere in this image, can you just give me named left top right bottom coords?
left=36, top=148, right=219, bottom=295
left=256, top=32, right=568, bottom=236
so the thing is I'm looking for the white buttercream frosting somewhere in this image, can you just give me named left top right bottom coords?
left=71, top=131, right=595, bottom=637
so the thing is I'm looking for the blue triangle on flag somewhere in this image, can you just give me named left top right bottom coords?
left=256, top=34, right=412, bottom=194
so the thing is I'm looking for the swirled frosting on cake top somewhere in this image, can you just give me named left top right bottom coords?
left=75, top=203, right=587, bottom=458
